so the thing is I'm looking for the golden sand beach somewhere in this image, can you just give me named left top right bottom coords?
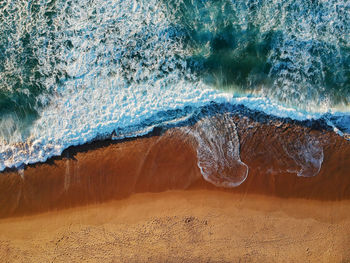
left=1, top=190, right=350, bottom=262
left=1, top=117, right=350, bottom=262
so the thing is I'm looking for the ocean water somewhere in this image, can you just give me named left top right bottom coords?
left=0, top=0, right=349, bottom=174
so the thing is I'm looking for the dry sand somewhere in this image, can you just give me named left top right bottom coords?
left=1, top=190, right=350, bottom=262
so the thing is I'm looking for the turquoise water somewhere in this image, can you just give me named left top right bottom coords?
left=164, top=0, right=350, bottom=106
left=0, top=0, right=349, bottom=170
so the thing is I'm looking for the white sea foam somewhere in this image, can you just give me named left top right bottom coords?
left=1, top=74, right=343, bottom=172
left=181, top=113, right=249, bottom=187
left=283, top=136, right=324, bottom=177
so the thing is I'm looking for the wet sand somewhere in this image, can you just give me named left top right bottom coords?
left=0, top=114, right=350, bottom=261
left=1, top=115, right=349, bottom=217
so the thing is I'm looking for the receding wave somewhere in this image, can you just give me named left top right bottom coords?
left=181, top=113, right=248, bottom=187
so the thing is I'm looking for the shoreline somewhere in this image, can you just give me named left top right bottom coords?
left=0, top=112, right=349, bottom=218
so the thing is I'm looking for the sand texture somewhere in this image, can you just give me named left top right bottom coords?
left=1, top=190, right=350, bottom=262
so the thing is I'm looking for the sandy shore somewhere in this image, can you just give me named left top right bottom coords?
left=1, top=113, right=350, bottom=261
left=1, top=115, right=349, bottom=217
left=1, top=190, right=350, bottom=262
